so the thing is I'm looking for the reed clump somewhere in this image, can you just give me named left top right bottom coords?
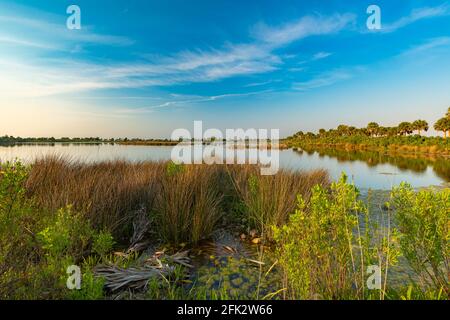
left=25, top=156, right=165, bottom=236
left=228, top=165, right=329, bottom=239
left=153, top=163, right=223, bottom=244
left=24, top=157, right=330, bottom=244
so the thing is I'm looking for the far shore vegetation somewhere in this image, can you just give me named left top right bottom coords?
left=0, top=136, right=179, bottom=146
left=285, top=107, right=450, bottom=156
left=0, top=136, right=279, bottom=147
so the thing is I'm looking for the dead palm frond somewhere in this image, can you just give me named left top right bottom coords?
left=94, top=251, right=192, bottom=292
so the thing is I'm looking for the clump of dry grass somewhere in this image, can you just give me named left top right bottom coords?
left=25, top=155, right=165, bottom=237
left=228, top=165, right=329, bottom=239
left=154, top=164, right=223, bottom=245
left=24, top=156, right=329, bottom=244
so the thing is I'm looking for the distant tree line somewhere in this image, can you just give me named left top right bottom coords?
left=0, top=136, right=179, bottom=144
left=0, top=136, right=105, bottom=143
left=290, top=107, right=450, bottom=139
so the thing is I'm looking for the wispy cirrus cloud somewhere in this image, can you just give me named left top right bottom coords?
left=292, top=67, right=364, bottom=91
left=113, top=90, right=273, bottom=114
left=0, top=34, right=59, bottom=50
left=251, top=13, right=356, bottom=46
left=378, top=4, right=450, bottom=33
left=312, top=52, right=333, bottom=60
left=244, top=80, right=280, bottom=87
left=0, top=9, right=134, bottom=51
left=294, top=51, right=333, bottom=67
left=400, top=37, right=450, bottom=56
left=0, top=49, right=277, bottom=98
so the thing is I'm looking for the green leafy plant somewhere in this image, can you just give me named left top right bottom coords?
left=92, top=230, right=115, bottom=257
left=0, top=160, right=115, bottom=299
left=391, top=183, right=449, bottom=296
left=166, top=161, right=185, bottom=176
left=68, top=270, right=105, bottom=300
left=273, top=174, right=399, bottom=299
left=37, top=205, right=94, bottom=260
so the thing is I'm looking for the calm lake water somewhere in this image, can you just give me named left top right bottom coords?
left=0, top=143, right=448, bottom=190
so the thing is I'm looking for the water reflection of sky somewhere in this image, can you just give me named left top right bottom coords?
left=0, top=144, right=447, bottom=190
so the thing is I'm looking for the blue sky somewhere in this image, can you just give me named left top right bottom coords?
left=0, top=0, right=450, bottom=138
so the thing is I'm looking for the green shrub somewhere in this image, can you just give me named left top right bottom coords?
left=0, top=160, right=45, bottom=298
left=391, top=183, right=449, bottom=296
left=166, top=161, right=185, bottom=176
left=92, top=230, right=115, bottom=257
left=396, top=284, right=447, bottom=300
left=0, top=160, right=113, bottom=299
left=68, top=270, right=105, bottom=300
left=273, top=174, right=399, bottom=299
left=37, top=205, right=94, bottom=260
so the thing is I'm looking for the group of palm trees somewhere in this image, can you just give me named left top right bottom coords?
left=434, top=107, right=450, bottom=138
left=293, top=107, right=450, bottom=138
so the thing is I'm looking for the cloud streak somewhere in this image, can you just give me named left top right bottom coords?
left=252, top=13, right=356, bottom=46
left=399, top=37, right=450, bottom=56
left=0, top=13, right=134, bottom=51
left=379, top=4, right=450, bottom=33
left=292, top=68, right=362, bottom=91
left=113, top=90, right=273, bottom=114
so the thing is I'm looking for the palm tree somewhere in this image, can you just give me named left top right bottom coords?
left=446, top=107, right=450, bottom=119
left=360, top=128, right=370, bottom=136
left=387, top=127, right=399, bottom=137
left=412, top=120, right=429, bottom=135
left=337, top=124, right=349, bottom=136
left=347, top=126, right=356, bottom=136
left=367, top=122, right=380, bottom=137
left=377, top=126, right=388, bottom=137
left=434, top=118, right=450, bottom=138
left=398, top=122, right=413, bottom=136
left=328, top=129, right=338, bottom=137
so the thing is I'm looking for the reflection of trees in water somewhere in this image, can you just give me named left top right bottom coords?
left=296, top=146, right=450, bottom=182
left=432, top=161, right=450, bottom=182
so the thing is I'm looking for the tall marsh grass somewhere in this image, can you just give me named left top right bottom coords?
left=154, top=163, right=223, bottom=244
left=229, top=165, right=329, bottom=239
left=26, top=156, right=165, bottom=236
left=24, top=156, right=330, bottom=244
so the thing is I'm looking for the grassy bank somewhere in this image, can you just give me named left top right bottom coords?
left=0, top=157, right=448, bottom=300
left=285, top=135, right=450, bottom=156
left=284, top=108, right=450, bottom=156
